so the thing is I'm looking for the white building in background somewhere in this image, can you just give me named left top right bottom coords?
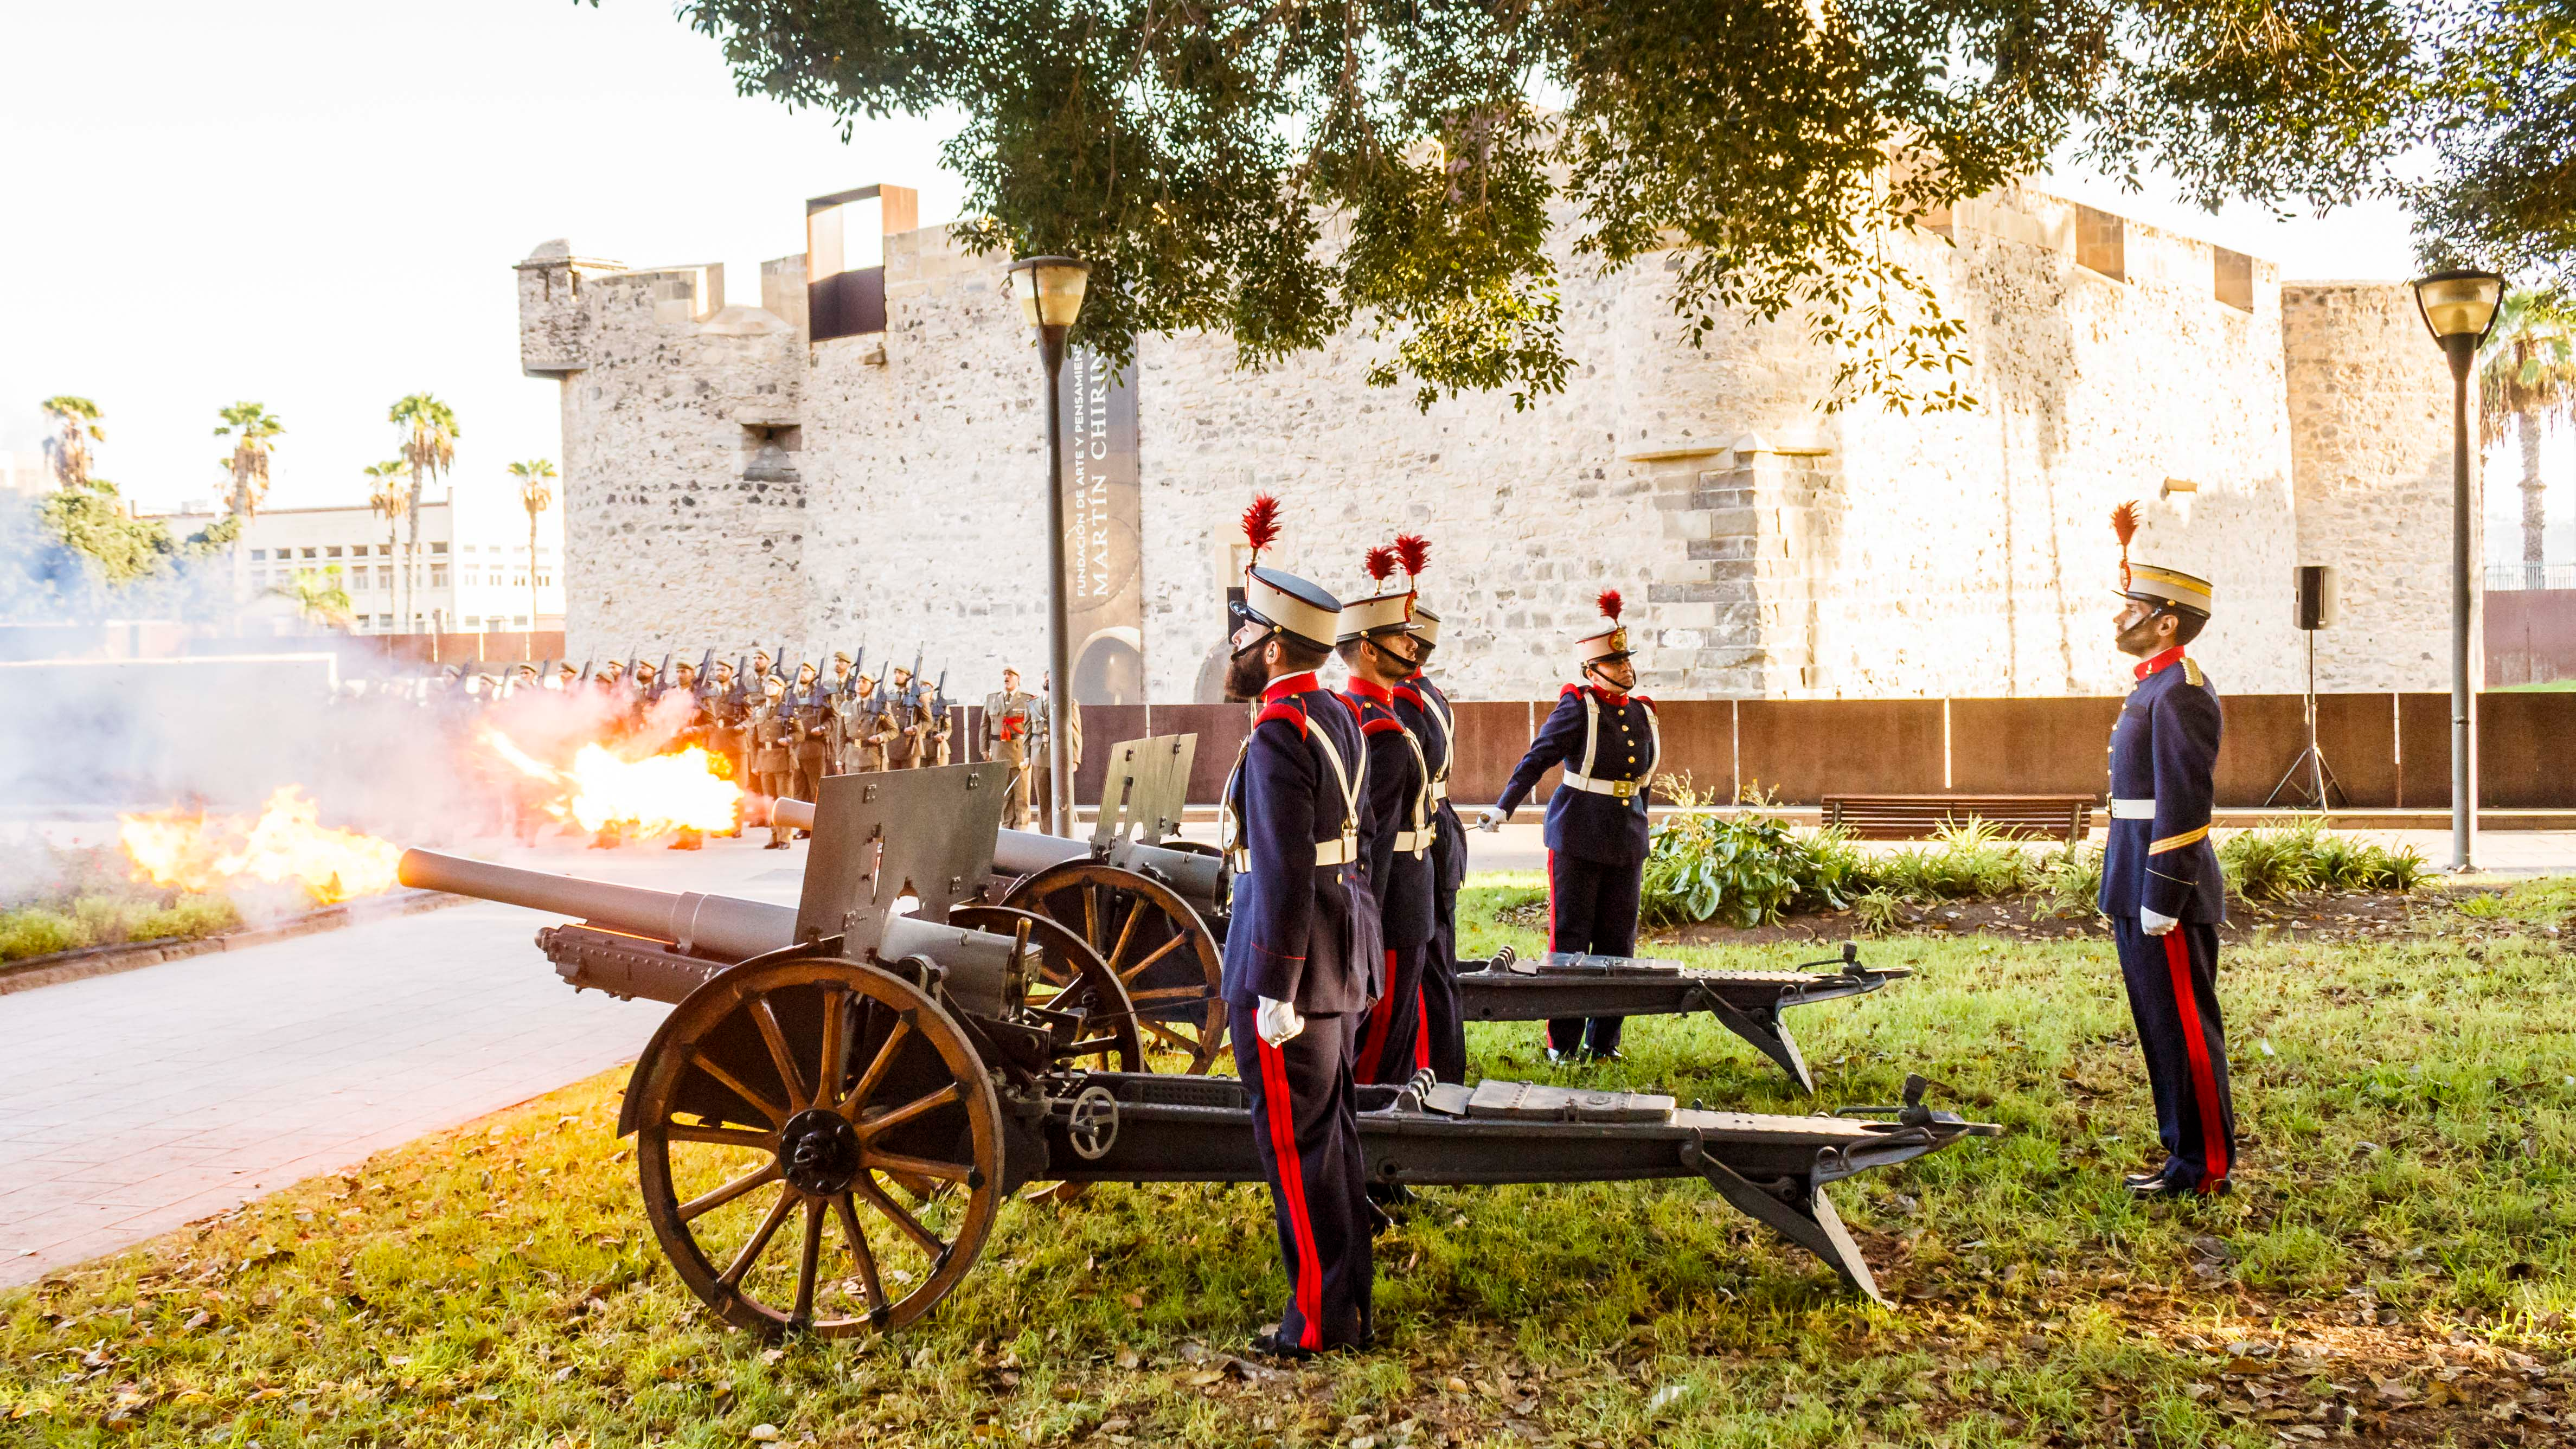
left=149, top=488, right=565, bottom=634
left=1, top=451, right=53, bottom=498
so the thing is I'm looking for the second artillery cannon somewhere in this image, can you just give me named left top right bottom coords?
left=779, top=734, right=1910, bottom=1089
left=402, top=763, right=1998, bottom=1337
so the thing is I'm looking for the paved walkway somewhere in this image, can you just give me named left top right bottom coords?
left=0, top=837, right=808, bottom=1287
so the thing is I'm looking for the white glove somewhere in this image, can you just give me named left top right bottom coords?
left=2140, top=907, right=2179, bottom=936
left=1476, top=809, right=1504, bottom=833
left=1255, top=996, right=1305, bottom=1047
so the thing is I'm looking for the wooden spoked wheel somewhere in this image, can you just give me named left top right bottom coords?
left=632, top=955, right=1002, bottom=1337
left=945, top=903, right=1143, bottom=1074
left=1002, top=860, right=1229, bottom=1075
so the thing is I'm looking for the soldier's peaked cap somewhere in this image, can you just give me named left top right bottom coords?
left=1232, top=494, right=1340, bottom=650
left=1338, top=542, right=1419, bottom=644
left=1245, top=566, right=1343, bottom=650
left=2121, top=563, right=2214, bottom=618
left=1411, top=604, right=1443, bottom=647
left=1578, top=589, right=1637, bottom=663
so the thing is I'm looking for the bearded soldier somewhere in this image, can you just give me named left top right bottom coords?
left=1386, top=537, right=1468, bottom=1082
left=1339, top=546, right=1437, bottom=1095
left=2102, top=509, right=2234, bottom=1198
left=1482, top=591, right=1659, bottom=1064
left=1220, top=495, right=1375, bottom=1360
left=985, top=668, right=1041, bottom=828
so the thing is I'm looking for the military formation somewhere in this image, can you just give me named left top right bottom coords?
left=360, top=645, right=1075, bottom=849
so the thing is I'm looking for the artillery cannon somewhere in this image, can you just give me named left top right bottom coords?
left=776, top=734, right=1908, bottom=1089
left=403, top=763, right=1997, bottom=1338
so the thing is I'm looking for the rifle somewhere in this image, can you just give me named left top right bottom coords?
left=909, top=644, right=926, bottom=709
left=695, top=648, right=716, bottom=704
left=839, top=645, right=864, bottom=701
left=577, top=658, right=593, bottom=684
left=656, top=651, right=673, bottom=701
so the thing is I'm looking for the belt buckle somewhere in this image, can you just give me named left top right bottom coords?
left=1610, top=779, right=1636, bottom=800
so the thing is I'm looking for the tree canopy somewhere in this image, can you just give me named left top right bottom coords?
left=671, top=0, right=2549, bottom=412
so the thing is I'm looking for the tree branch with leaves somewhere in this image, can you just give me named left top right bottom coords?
left=670, top=0, right=2461, bottom=414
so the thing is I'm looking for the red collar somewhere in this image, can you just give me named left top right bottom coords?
left=1261, top=671, right=1320, bottom=703
left=1343, top=676, right=1394, bottom=703
left=1587, top=684, right=1628, bottom=707
left=2133, top=646, right=2186, bottom=681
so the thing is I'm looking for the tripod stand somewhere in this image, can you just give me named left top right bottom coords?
left=2266, top=627, right=2346, bottom=809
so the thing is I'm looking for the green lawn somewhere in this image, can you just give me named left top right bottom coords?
left=5, top=879, right=2574, bottom=1446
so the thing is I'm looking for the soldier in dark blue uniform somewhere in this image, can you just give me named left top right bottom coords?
left=1338, top=546, right=1436, bottom=1089
left=2100, top=552, right=2237, bottom=1198
left=1481, top=590, right=1660, bottom=1062
left=1219, top=495, right=1380, bottom=1359
left=1390, top=560, right=1468, bottom=1083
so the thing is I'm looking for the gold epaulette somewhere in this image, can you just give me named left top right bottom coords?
left=2182, top=658, right=2205, bottom=688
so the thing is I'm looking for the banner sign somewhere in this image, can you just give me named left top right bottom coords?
left=1055, top=346, right=1144, bottom=703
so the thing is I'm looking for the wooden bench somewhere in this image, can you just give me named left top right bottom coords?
left=1820, top=794, right=2095, bottom=843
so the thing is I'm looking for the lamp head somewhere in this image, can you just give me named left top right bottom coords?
left=1007, top=257, right=1092, bottom=330
left=2412, top=269, right=2506, bottom=345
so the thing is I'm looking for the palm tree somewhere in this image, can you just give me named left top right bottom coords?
left=214, top=401, right=284, bottom=602
left=363, top=459, right=409, bottom=631
left=39, top=395, right=104, bottom=491
left=507, top=459, right=557, bottom=631
left=388, top=393, right=459, bottom=633
left=279, top=565, right=355, bottom=632
left=2479, top=290, right=2576, bottom=587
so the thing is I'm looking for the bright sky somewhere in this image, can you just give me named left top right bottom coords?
left=6, top=0, right=2549, bottom=555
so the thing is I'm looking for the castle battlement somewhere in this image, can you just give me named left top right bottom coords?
left=516, top=179, right=2455, bottom=702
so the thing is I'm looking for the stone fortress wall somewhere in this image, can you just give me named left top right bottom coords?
left=517, top=182, right=2463, bottom=701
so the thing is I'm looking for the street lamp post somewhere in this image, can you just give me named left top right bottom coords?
left=2410, top=268, right=2505, bottom=873
left=1007, top=255, right=1093, bottom=836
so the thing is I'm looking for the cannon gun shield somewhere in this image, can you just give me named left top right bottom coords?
left=797, top=763, right=1010, bottom=952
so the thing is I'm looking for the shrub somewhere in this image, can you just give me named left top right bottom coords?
left=2220, top=818, right=2426, bottom=903
left=1861, top=817, right=2037, bottom=901
left=130, top=895, right=241, bottom=943
left=71, top=893, right=155, bottom=946
left=1641, top=786, right=1861, bottom=928
left=1849, top=887, right=1909, bottom=935
left=2036, top=844, right=2105, bottom=918
left=0, top=908, right=89, bottom=962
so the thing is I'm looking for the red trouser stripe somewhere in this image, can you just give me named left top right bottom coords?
left=1353, top=950, right=1398, bottom=1081
left=1255, top=1038, right=1324, bottom=1347
left=1543, top=849, right=1557, bottom=952
left=1412, top=984, right=1431, bottom=1073
left=2161, top=930, right=2230, bottom=1186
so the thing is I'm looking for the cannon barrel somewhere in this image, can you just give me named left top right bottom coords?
left=992, top=827, right=1091, bottom=877
left=398, top=848, right=798, bottom=961
left=770, top=801, right=1222, bottom=912
left=772, top=800, right=1136, bottom=885
left=400, top=848, right=1021, bottom=1013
